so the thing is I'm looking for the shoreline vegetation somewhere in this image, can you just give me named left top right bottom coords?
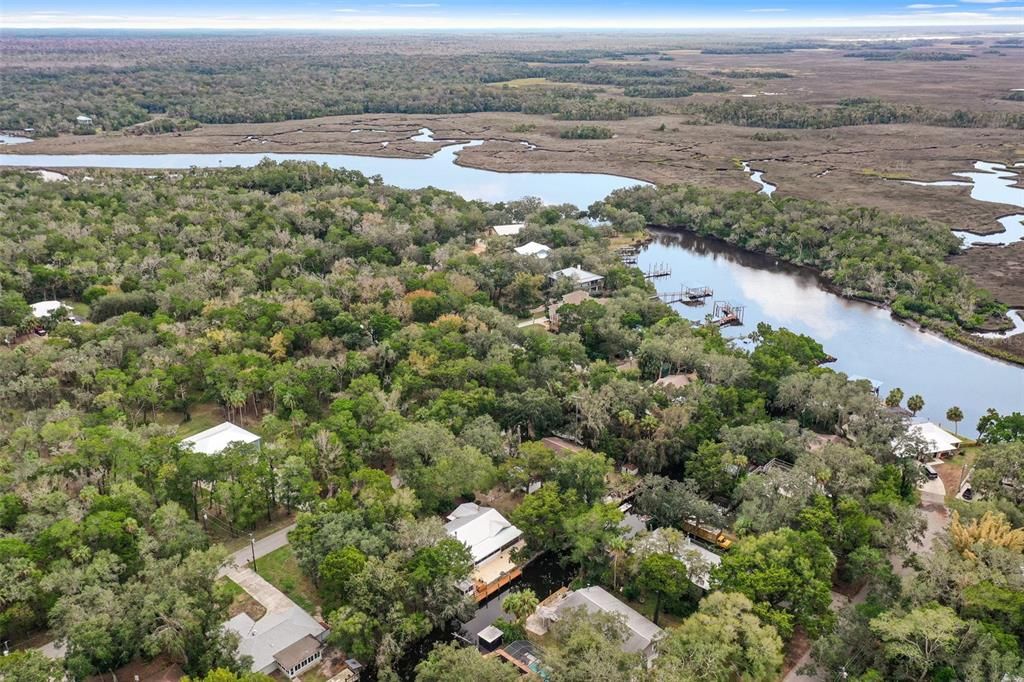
left=594, top=185, right=1023, bottom=365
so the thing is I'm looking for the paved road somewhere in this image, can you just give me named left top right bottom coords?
left=219, top=523, right=296, bottom=578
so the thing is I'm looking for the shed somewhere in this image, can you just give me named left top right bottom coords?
left=76, top=115, right=94, bottom=125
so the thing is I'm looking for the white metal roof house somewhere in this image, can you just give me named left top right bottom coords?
left=895, top=421, right=962, bottom=458
left=75, top=115, right=94, bottom=125
left=527, top=586, right=663, bottom=660
left=444, top=502, right=523, bottom=565
left=911, top=421, right=962, bottom=457
left=226, top=606, right=327, bottom=678
left=180, top=422, right=261, bottom=456
left=492, top=223, right=525, bottom=237
left=547, top=266, right=604, bottom=293
left=514, top=241, right=552, bottom=259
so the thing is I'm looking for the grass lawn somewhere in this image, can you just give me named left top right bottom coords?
left=218, top=577, right=267, bottom=621
left=251, top=545, right=321, bottom=613
left=153, top=402, right=225, bottom=438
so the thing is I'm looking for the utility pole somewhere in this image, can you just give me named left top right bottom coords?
left=250, top=533, right=257, bottom=572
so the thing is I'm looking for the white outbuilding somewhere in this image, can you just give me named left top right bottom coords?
left=492, top=223, right=525, bottom=237
left=180, top=421, right=262, bottom=456
left=514, top=241, right=552, bottom=259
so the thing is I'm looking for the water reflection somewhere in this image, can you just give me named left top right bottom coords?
left=0, top=134, right=646, bottom=206
left=639, top=230, right=1024, bottom=436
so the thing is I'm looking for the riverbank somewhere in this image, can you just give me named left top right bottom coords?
left=643, top=223, right=1024, bottom=368
left=3, top=111, right=1019, bottom=236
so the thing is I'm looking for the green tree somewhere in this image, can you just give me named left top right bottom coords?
left=976, top=409, right=1024, bottom=444
left=906, top=394, right=925, bottom=417
left=415, top=642, right=520, bottom=682
left=545, top=608, right=646, bottom=682
left=510, top=485, right=581, bottom=555
left=319, top=546, right=367, bottom=613
left=884, top=388, right=905, bottom=408
left=656, top=592, right=784, bottom=682
left=181, top=670, right=274, bottom=682
left=634, top=552, right=689, bottom=625
left=713, top=529, right=836, bottom=639
left=0, top=291, right=30, bottom=327
left=869, top=605, right=970, bottom=682
left=0, top=650, right=63, bottom=682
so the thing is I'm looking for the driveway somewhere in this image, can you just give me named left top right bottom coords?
left=38, top=523, right=300, bottom=660
left=219, top=523, right=296, bottom=579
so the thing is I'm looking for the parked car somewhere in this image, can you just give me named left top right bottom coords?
left=922, top=464, right=939, bottom=480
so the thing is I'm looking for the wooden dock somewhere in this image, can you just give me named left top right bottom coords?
left=642, top=262, right=671, bottom=279
left=653, top=285, right=713, bottom=305
left=473, top=566, right=523, bottom=602
left=712, top=301, right=745, bottom=327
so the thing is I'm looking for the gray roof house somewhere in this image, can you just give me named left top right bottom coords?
left=226, top=606, right=327, bottom=678
left=527, top=586, right=663, bottom=661
left=547, top=266, right=604, bottom=293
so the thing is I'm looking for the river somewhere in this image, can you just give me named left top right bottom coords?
left=636, top=231, right=1022, bottom=436
left=0, top=130, right=644, bottom=207
left=1, top=137, right=1020, bottom=433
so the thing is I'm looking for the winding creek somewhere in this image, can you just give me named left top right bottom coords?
left=903, top=161, right=1024, bottom=247
left=1, top=134, right=1021, bottom=434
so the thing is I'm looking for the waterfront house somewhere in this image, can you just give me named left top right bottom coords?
left=444, top=502, right=523, bottom=566
left=909, top=421, right=962, bottom=458
left=180, top=421, right=262, bottom=456
left=547, top=266, right=604, bottom=294
left=526, top=586, right=663, bottom=661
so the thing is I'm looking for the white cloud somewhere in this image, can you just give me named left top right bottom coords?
left=389, top=2, right=439, bottom=6
left=333, top=8, right=360, bottom=12
left=987, top=4, right=1024, bottom=8
left=960, top=0, right=1011, bottom=4
left=747, top=7, right=788, bottom=11
left=905, top=3, right=956, bottom=7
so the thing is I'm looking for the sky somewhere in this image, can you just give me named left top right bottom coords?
left=2, top=0, right=1023, bottom=30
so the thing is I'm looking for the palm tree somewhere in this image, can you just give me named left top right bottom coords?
left=907, top=394, right=925, bottom=417
left=608, top=536, right=628, bottom=591
left=502, top=589, right=539, bottom=625
left=946, top=406, right=964, bottom=434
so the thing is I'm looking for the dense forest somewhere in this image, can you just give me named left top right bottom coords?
left=0, top=164, right=1022, bottom=682
left=681, top=98, right=1024, bottom=129
left=2, top=34, right=1021, bottom=136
